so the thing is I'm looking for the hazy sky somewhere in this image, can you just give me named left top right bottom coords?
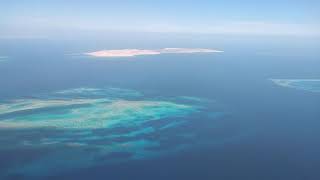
left=1, top=0, right=319, bottom=38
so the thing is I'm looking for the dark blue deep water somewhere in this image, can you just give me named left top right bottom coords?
left=0, top=35, right=320, bottom=180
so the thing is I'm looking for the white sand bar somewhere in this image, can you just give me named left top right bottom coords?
left=85, top=48, right=223, bottom=57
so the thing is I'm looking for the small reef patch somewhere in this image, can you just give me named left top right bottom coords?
left=270, top=79, right=320, bottom=92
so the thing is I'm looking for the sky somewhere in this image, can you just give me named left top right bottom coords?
left=1, top=0, right=319, bottom=38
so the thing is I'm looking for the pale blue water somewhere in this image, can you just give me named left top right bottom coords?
left=0, top=35, right=320, bottom=180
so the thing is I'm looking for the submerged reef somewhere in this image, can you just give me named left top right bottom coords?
left=271, top=79, right=320, bottom=92
left=0, top=99, right=195, bottom=129
left=0, top=87, right=226, bottom=177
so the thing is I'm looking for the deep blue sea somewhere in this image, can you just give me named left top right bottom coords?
left=0, top=34, right=320, bottom=180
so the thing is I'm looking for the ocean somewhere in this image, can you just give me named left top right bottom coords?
left=0, top=35, right=319, bottom=180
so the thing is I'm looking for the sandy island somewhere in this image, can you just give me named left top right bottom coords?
left=85, top=48, right=223, bottom=57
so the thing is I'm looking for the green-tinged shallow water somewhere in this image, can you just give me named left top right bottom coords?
left=0, top=87, right=225, bottom=177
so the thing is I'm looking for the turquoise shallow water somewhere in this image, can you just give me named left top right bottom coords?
left=0, top=87, right=225, bottom=177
